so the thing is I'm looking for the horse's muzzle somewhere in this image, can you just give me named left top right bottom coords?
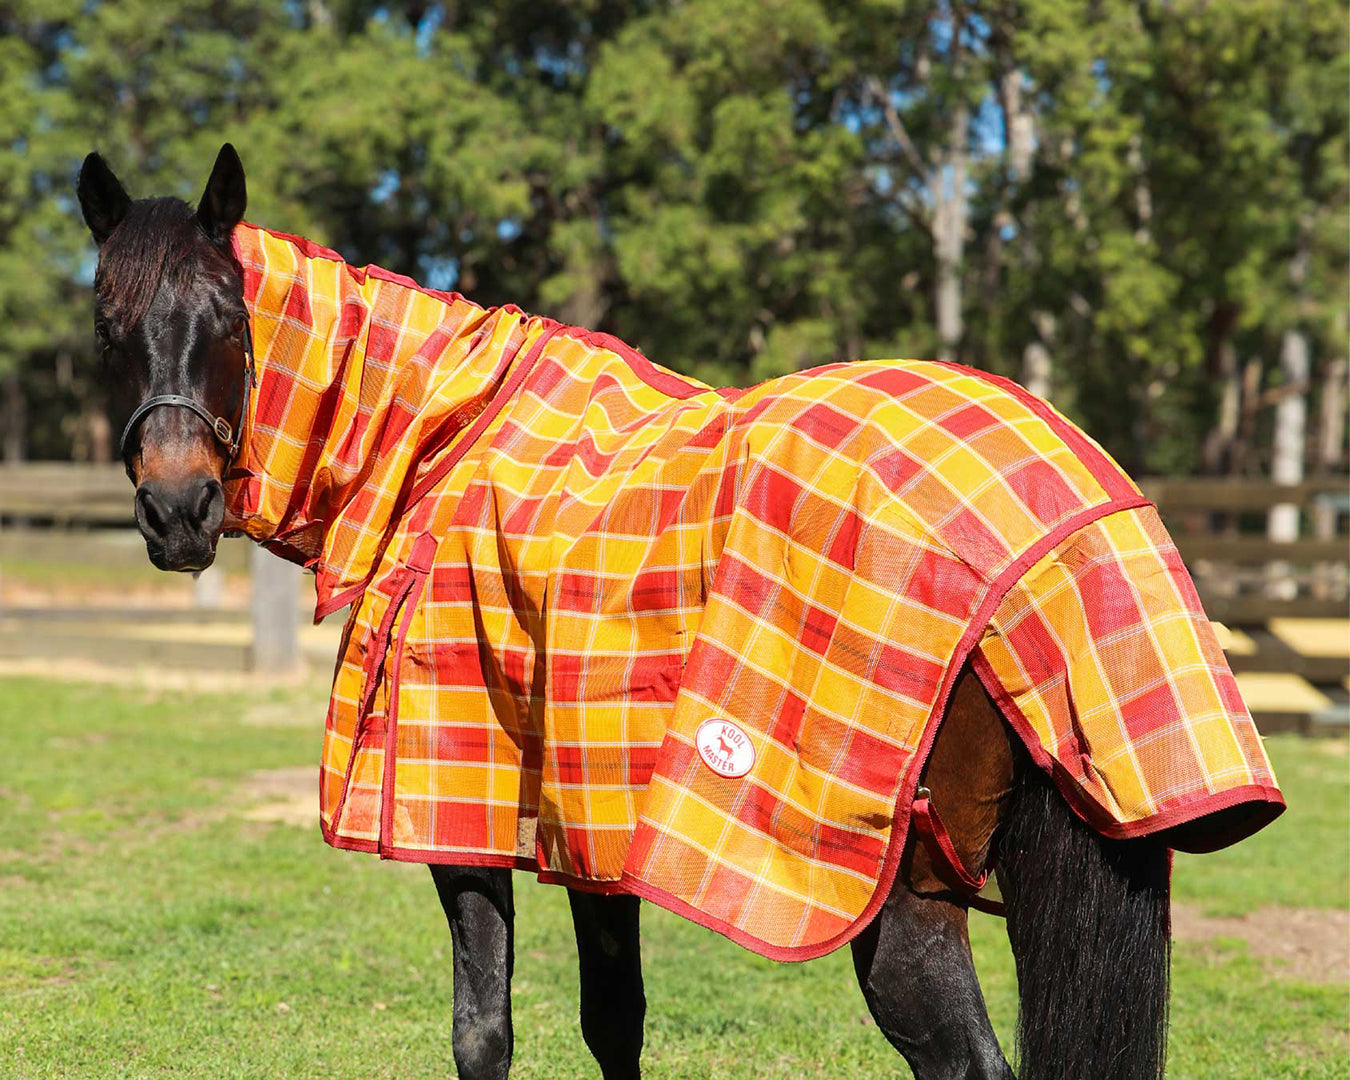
left=134, top=476, right=225, bottom=571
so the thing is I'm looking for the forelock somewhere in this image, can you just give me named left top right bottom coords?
left=94, top=198, right=211, bottom=334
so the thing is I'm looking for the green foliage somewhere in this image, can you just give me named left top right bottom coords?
left=3, top=1, right=1346, bottom=474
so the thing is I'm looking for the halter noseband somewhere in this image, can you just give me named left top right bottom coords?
left=117, top=322, right=257, bottom=467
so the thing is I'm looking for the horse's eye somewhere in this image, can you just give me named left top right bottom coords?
left=231, top=313, right=247, bottom=340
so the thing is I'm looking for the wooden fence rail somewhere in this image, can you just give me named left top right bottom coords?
left=0, top=462, right=135, bottom=524
left=1140, top=477, right=1349, bottom=512
left=1138, top=475, right=1349, bottom=625
left=0, top=462, right=302, bottom=672
left=1, top=463, right=1345, bottom=677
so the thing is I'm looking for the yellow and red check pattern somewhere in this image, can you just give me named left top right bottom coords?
left=222, top=224, right=545, bottom=606
left=973, top=506, right=1281, bottom=843
left=224, top=224, right=1282, bottom=959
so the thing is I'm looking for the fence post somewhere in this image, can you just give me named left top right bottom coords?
left=251, top=545, right=301, bottom=672
left=194, top=562, right=224, bottom=608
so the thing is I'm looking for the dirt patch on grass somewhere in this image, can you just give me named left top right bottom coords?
left=0, top=873, right=38, bottom=894
left=1172, top=902, right=1350, bottom=984
left=46, top=733, right=111, bottom=750
left=0, top=656, right=315, bottom=693
left=238, top=766, right=315, bottom=827
left=242, top=700, right=325, bottom=728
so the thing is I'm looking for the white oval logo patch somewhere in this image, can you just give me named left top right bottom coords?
left=695, top=719, right=755, bottom=779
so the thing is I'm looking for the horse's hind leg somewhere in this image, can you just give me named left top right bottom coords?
left=430, top=865, right=515, bottom=1080
left=850, top=885, right=1013, bottom=1080
left=568, top=889, right=645, bottom=1079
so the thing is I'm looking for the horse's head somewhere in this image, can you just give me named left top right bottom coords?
left=76, top=144, right=252, bottom=572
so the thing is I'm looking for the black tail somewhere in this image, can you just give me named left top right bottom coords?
left=997, top=763, right=1171, bottom=1080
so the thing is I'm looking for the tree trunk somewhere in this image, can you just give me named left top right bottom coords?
left=1232, top=357, right=1264, bottom=475
left=1002, top=69, right=1034, bottom=181
left=1021, top=341, right=1052, bottom=401
left=933, top=99, right=968, bottom=363
left=1311, top=357, right=1347, bottom=600
left=1268, top=231, right=1312, bottom=546
left=1265, top=234, right=1312, bottom=601
left=983, top=62, right=1034, bottom=323
left=1201, top=339, right=1241, bottom=474
left=2, top=373, right=25, bottom=463
left=251, top=545, right=301, bottom=672
left=1267, top=324, right=1309, bottom=543
left=1316, top=357, right=1347, bottom=471
left=1312, top=359, right=1344, bottom=602
left=1128, top=134, right=1153, bottom=241
left=1200, top=303, right=1242, bottom=474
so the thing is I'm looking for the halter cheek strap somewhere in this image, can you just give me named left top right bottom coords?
left=117, top=322, right=258, bottom=467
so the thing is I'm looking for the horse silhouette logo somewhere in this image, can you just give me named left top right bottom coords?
left=695, top=719, right=755, bottom=779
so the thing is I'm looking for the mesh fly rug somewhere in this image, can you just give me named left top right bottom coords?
left=223, top=224, right=1284, bottom=960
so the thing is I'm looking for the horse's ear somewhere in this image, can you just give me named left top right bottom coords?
left=196, top=143, right=247, bottom=245
left=77, top=152, right=132, bottom=245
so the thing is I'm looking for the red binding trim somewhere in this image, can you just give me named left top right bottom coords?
left=317, top=825, right=635, bottom=894
left=315, top=578, right=367, bottom=622
left=551, top=325, right=713, bottom=401
left=326, top=568, right=414, bottom=836
left=403, top=322, right=563, bottom=511
left=364, top=263, right=525, bottom=317
left=933, top=361, right=1141, bottom=502
left=237, top=224, right=350, bottom=272
left=378, top=534, right=437, bottom=855
left=238, top=223, right=525, bottom=317
left=535, top=869, right=631, bottom=894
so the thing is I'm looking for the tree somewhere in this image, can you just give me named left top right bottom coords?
left=0, top=0, right=1343, bottom=483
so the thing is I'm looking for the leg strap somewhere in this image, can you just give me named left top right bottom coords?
left=911, top=786, right=1006, bottom=917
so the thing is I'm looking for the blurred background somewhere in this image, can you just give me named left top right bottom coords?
left=0, top=4, right=1347, bottom=1075
left=1, top=0, right=1345, bottom=713
left=4, top=0, right=1347, bottom=470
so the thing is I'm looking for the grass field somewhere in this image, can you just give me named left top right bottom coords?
left=1, top=673, right=1345, bottom=1077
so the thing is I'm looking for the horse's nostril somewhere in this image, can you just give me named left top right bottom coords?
left=190, top=478, right=225, bottom=533
left=193, top=479, right=215, bottom=521
left=135, top=484, right=172, bottom=539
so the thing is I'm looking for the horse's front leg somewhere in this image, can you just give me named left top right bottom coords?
left=430, top=865, right=515, bottom=1080
left=568, top=889, right=645, bottom=1079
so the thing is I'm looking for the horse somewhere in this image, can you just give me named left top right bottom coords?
left=74, top=143, right=1282, bottom=1080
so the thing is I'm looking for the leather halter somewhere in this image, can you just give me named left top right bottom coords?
left=117, top=321, right=257, bottom=467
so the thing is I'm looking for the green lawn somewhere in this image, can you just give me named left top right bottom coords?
left=0, top=675, right=1345, bottom=1077
left=1, top=556, right=173, bottom=591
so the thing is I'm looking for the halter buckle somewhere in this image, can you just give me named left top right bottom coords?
left=213, top=416, right=234, bottom=445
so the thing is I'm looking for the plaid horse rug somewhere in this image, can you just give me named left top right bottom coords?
left=223, top=224, right=1283, bottom=960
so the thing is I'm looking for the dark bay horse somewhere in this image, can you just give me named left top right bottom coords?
left=75, top=145, right=1181, bottom=1080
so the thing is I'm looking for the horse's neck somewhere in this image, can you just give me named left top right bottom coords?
left=230, top=222, right=528, bottom=543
